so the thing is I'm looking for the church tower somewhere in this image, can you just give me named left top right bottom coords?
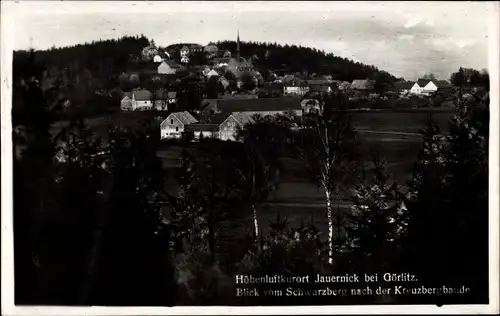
left=236, top=29, right=241, bottom=61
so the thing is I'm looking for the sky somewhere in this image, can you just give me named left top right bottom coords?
left=6, top=1, right=496, bottom=80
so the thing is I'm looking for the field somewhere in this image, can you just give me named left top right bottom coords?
left=52, top=110, right=454, bottom=240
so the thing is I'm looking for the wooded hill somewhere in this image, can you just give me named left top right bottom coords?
left=214, top=40, right=396, bottom=82
left=12, top=36, right=397, bottom=119
left=14, top=36, right=396, bottom=86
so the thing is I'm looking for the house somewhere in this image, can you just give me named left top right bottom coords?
left=153, top=55, right=163, bottom=63
left=124, top=90, right=153, bottom=111
left=180, top=46, right=190, bottom=57
left=160, top=111, right=199, bottom=140
left=223, top=50, right=232, bottom=58
left=206, top=69, right=220, bottom=78
left=284, top=81, right=310, bottom=96
left=350, top=79, right=376, bottom=91
left=184, top=124, right=220, bottom=141
left=306, top=79, right=332, bottom=86
left=207, top=97, right=303, bottom=118
left=120, top=92, right=133, bottom=111
left=411, top=79, right=452, bottom=96
left=410, top=81, right=425, bottom=95
left=181, top=56, right=190, bottom=64
left=158, top=60, right=183, bottom=74
left=219, top=112, right=255, bottom=141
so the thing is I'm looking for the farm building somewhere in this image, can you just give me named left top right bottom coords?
left=206, top=97, right=303, bottom=117
left=283, top=81, right=310, bottom=96
left=160, top=111, right=198, bottom=140
left=219, top=112, right=256, bottom=141
left=120, top=90, right=154, bottom=111
left=158, top=60, right=183, bottom=75
left=185, top=124, right=220, bottom=141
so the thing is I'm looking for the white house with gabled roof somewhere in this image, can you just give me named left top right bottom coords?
left=160, top=111, right=199, bottom=140
left=131, top=90, right=153, bottom=111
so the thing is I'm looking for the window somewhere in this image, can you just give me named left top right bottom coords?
left=175, top=127, right=179, bottom=132
left=171, top=119, right=174, bottom=124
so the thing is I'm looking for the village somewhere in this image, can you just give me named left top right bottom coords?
left=115, top=32, right=488, bottom=143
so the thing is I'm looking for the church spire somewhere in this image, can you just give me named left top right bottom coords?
left=236, top=29, right=240, bottom=61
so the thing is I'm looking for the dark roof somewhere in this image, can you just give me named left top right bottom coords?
left=416, top=79, right=431, bottom=87
left=435, top=80, right=451, bottom=88
left=185, top=124, right=220, bottom=132
left=133, top=90, right=153, bottom=101
left=216, top=97, right=301, bottom=113
left=306, top=79, right=332, bottom=85
left=122, top=91, right=133, bottom=99
left=309, top=85, right=333, bottom=93
left=285, top=80, right=308, bottom=87
left=395, top=81, right=415, bottom=90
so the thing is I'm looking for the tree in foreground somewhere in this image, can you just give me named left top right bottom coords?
left=235, top=115, right=289, bottom=244
left=167, top=143, right=240, bottom=305
left=403, top=99, right=489, bottom=303
left=90, top=126, right=177, bottom=306
left=236, top=214, right=328, bottom=305
left=12, top=50, right=57, bottom=304
left=294, top=109, right=360, bottom=265
left=335, top=155, right=407, bottom=277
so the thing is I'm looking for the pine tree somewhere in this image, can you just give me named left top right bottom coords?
left=403, top=100, right=489, bottom=303
left=337, top=156, right=407, bottom=276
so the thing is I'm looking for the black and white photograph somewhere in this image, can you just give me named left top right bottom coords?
left=1, top=1, right=499, bottom=314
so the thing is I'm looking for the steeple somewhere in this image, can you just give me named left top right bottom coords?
left=236, top=29, right=240, bottom=61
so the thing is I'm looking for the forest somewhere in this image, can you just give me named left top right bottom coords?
left=11, top=50, right=490, bottom=306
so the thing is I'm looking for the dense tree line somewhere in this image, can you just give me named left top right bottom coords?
left=215, top=40, right=396, bottom=82
left=12, top=52, right=489, bottom=306
left=450, top=67, right=490, bottom=92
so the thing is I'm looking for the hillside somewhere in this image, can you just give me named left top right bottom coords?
left=12, top=36, right=397, bottom=119
left=14, top=36, right=396, bottom=85
left=214, top=40, right=396, bottom=82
